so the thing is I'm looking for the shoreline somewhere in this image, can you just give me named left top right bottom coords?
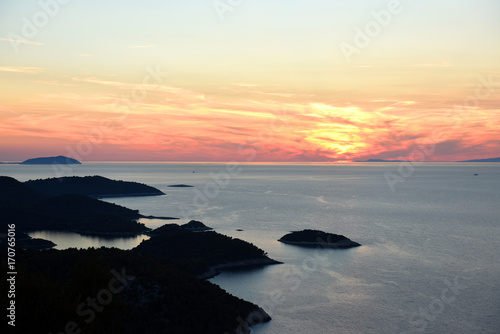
left=92, top=192, right=165, bottom=199
left=26, top=228, right=151, bottom=238
left=198, top=257, right=283, bottom=280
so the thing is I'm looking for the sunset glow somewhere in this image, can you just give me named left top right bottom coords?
left=1, top=0, right=499, bottom=162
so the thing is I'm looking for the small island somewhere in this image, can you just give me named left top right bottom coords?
left=20, top=155, right=81, bottom=165
left=168, top=184, right=194, bottom=187
left=278, top=229, right=361, bottom=248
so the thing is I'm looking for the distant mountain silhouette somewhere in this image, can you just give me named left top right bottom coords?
left=460, top=157, right=500, bottom=162
left=20, top=155, right=81, bottom=165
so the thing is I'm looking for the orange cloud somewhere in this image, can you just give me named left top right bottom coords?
left=1, top=70, right=499, bottom=162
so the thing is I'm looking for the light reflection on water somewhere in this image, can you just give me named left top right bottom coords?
left=27, top=218, right=170, bottom=250
left=28, top=230, right=150, bottom=250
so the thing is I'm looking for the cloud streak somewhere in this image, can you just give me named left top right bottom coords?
left=0, top=66, right=47, bottom=74
left=0, top=38, right=43, bottom=46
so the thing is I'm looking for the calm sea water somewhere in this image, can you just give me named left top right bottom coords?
left=1, top=162, right=499, bottom=333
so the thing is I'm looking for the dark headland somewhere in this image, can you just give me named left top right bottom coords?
left=20, top=155, right=81, bottom=164
left=14, top=231, right=57, bottom=249
left=138, top=225, right=281, bottom=279
left=279, top=229, right=361, bottom=248
left=0, top=176, right=158, bottom=236
left=25, top=175, right=165, bottom=198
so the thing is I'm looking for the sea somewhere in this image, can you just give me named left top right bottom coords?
left=1, top=162, right=499, bottom=334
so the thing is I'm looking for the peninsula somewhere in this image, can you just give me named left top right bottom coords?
left=1, top=176, right=148, bottom=235
left=15, top=232, right=57, bottom=249
left=136, top=228, right=281, bottom=278
left=25, top=175, right=165, bottom=198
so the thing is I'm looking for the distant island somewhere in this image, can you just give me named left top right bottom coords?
left=168, top=184, right=194, bottom=187
left=279, top=229, right=361, bottom=248
left=355, top=159, right=404, bottom=162
left=460, top=157, right=500, bottom=162
left=20, top=155, right=81, bottom=165
left=25, top=175, right=165, bottom=198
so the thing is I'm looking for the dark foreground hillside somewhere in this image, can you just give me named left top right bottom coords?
left=1, top=247, right=270, bottom=334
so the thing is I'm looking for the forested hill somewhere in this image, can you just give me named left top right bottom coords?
left=24, top=175, right=165, bottom=198
left=135, top=230, right=281, bottom=277
left=0, top=176, right=147, bottom=234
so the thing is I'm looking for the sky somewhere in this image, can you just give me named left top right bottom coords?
left=1, top=0, right=499, bottom=162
